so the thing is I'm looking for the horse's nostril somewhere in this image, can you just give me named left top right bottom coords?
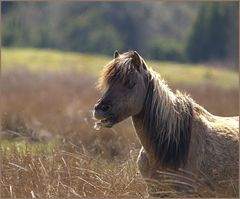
left=94, top=103, right=111, bottom=113
left=101, top=104, right=111, bottom=112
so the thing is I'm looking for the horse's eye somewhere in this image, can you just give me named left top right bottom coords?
left=128, top=82, right=136, bottom=89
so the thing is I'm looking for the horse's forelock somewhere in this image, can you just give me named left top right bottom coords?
left=97, top=52, right=141, bottom=91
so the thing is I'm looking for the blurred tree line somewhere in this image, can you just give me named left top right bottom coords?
left=2, top=2, right=239, bottom=68
left=187, top=2, right=239, bottom=67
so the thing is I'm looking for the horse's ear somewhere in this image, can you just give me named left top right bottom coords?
left=113, top=50, right=120, bottom=58
left=132, top=51, right=147, bottom=71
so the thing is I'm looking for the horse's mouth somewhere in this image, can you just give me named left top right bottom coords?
left=94, top=116, right=115, bottom=130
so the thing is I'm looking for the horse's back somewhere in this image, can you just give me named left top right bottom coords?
left=198, top=114, right=239, bottom=197
left=213, top=115, right=239, bottom=137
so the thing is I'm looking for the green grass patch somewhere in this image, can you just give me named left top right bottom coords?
left=0, top=139, right=60, bottom=155
left=2, top=47, right=238, bottom=89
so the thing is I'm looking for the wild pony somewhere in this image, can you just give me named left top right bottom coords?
left=93, top=50, right=239, bottom=197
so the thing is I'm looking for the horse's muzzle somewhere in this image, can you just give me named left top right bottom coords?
left=94, top=102, right=112, bottom=119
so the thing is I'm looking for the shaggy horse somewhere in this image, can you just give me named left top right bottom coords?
left=93, top=51, right=239, bottom=197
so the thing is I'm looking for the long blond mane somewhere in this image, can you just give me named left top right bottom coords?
left=134, top=68, right=194, bottom=169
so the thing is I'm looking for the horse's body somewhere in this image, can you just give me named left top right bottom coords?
left=134, top=102, right=239, bottom=197
left=94, top=51, right=239, bottom=197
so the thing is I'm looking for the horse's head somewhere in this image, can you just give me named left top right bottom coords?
left=94, top=50, right=148, bottom=128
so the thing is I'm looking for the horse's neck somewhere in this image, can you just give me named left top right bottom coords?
left=131, top=76, right=177, bottom=159
left=132, top=116, right=151, bottom=154
left=132, top=75, right=193, bottom=168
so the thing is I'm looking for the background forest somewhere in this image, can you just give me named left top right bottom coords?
left=2, top=1, right=239, bottom=69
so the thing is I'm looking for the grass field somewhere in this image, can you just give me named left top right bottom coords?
left=0, top=48, right=239, bottom=197
left=2, top=47, right=238, bottom=89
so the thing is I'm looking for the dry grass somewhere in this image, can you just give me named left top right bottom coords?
left=1, top=141, right=146, bottom=198
left=0, top=69, right=238, bottom=198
